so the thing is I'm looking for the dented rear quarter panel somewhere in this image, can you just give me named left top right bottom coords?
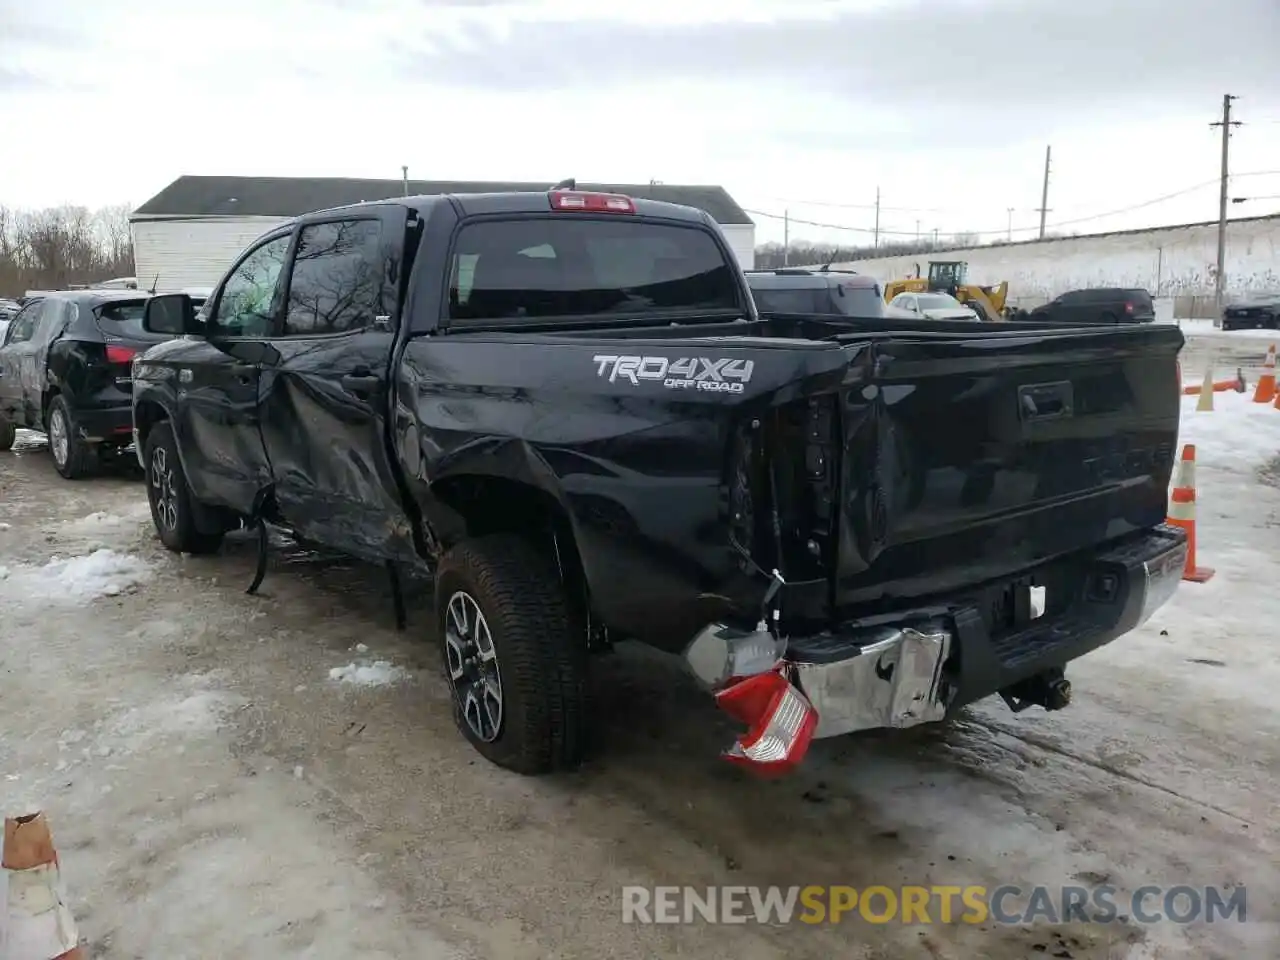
left=396, top=332, right=855, bottom=649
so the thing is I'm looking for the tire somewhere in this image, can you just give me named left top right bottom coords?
left=0, top=416, right=14, bottom=452
left=435, top=534, right=587, bottom=775
left=46, top=395, right=94, bottom=479
left=144, top=420, right=224, bottom=554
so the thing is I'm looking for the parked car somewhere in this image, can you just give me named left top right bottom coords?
left=745, top=268, right=916, bottom=319
left=888, top=291, right=981, bottom=320
left=1221, top=293, right=1280, bottom=331
left=1018, top=288, right=1156, bottom=324
left=0, top=290, right=169, bottom=476
left=131, top=187, right=1186, bottom=778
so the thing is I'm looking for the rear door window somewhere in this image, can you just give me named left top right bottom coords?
left=283, top=219, right=382, bottom=336
left=448, top=217, right=740, bottom=323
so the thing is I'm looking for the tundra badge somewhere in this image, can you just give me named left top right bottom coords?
left=592, top=355, right=755, bottom=394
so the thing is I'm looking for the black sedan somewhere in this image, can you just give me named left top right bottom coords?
left=1222, top=294, right=1280, bottom=331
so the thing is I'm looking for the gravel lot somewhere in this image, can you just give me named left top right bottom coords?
left=2, top=331, right=1278, bottom=959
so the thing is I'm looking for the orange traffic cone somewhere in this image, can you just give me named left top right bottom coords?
left=2, top=812, right=83, bottom=960
left=1166, top=444, right=1214, bottom=583
left=1253, top=344, right=1276, bottom=403
left=1181, top=368, right=1248, bottom=395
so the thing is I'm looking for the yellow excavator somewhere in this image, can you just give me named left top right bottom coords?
left=883, top=261, right=1010, bottom=322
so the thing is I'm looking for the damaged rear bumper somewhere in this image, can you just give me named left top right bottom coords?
left=687, top=524, right=1187, bottom=745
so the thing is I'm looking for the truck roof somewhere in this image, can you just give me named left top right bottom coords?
left=299, top=190, right=715, bottom=227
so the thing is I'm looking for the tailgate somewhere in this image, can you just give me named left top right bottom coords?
left=832, top=323, right=1183, bottom=607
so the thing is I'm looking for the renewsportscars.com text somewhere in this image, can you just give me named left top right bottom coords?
left=621, top=884, right=1246, bottom=926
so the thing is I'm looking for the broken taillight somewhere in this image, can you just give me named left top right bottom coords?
left=105, top=345, right=137, bottom=364
left=714, top=668, right=818, bottom=778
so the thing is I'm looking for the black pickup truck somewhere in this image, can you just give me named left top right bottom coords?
left=131, top=186, right=1187, bottom=777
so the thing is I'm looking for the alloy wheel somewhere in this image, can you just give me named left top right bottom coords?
left=444, top=590, right=504, bottom=743
left=149, top=445, right=179, bottom=532
left=49, top=408, right=68, bottom=468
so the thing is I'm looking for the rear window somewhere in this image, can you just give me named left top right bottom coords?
left=916, top=294, right=962, bottom=309
left=448, top=218, right=740, bottom=323
left=93, top=299, right=160, bottom=339
left=750, top=287, right=823, bottom=314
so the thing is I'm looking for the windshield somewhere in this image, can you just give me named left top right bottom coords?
left=449, top=218, right=741, bottom=323
left=916, top=294, right=963, bottom=309
left=93, top=299, right=164, bottom=340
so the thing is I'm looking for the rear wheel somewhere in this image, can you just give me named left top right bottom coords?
left=0, top=417, right=14, bottom=452
left=435, top=534, right=587, bottom=775
left=144, top=420, right=223, bottom=554
left=47, top=396, right=94, bottom=479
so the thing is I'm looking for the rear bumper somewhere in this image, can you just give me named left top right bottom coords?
left=74, top=403, right=134, bottom=444
left=687, top=525, right=1187, bottom=739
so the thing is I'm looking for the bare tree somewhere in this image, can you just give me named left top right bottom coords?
left=0, top=203, right=135, bottom=297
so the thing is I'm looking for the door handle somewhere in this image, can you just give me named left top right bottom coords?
left=341, top=373, right=380, bottom=395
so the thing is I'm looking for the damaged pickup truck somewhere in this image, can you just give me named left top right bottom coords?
left=130, top=185, right=1188, bottom=777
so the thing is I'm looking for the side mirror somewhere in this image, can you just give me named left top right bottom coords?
left=143, top=294, right=201, bottom=336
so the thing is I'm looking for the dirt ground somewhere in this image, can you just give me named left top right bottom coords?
left=2, top=334, right=1278, bottom=959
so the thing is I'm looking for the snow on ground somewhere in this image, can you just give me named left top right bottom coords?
left=0, top=548, right=151, bottom=603
left=328, top=660, right=409, bottom=687
left=1169, top=318, right=1280, bottom=340
left=58, top=503, right=152, bottom=538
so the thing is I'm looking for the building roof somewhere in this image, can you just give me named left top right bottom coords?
left=133, top=176, right=753, bottom=225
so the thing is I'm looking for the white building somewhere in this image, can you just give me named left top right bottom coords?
left=130, top=176, right=756, bottom=293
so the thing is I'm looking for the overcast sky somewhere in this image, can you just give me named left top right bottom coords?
left=2, top=0, right=1279, bottom=246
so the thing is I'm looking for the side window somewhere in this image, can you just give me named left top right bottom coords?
left=211, top=234, right=291, bottom=337
left=33, top=300, right=73, bottom=344
left=4, top=303, right=41, bottom=344
left=282, top=219, right=382, bottom=337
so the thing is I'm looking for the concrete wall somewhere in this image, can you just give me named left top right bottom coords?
left=827, top=215, right=1280, bottom=310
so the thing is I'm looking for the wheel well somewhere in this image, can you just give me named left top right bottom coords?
left=432, top=475, right=592, bottom=632
left=40, top=385, right=60, bottom=424
left=133, top=399, right=169, bottom=452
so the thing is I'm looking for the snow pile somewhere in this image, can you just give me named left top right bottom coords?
left=60, top=505, right=151, bottom=537
left=0, top=549, right=151, bottom=603
left=328, top=661, right=408, bottom=687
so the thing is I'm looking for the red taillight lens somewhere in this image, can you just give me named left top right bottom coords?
left=714, top=668, right=818, bottom=779
left=106, top=344, right=137, bottom=364
left=1124, top=301, right=1135, bottom=314
left=549, top=191, right=635, bottom=214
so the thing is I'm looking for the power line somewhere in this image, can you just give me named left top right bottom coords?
left=744, top=169, right=1280, bottom=240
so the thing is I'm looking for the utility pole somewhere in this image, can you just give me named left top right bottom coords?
left=402, top=165, right=409, bottom=196
left=1036, top=146, right=1052, bottom=239
left=873, top=187, right=881, bottom=250
left=782, top=210, right=790, bottom=267
left=932, top=227, right=939, bottom=246
left=915, top=219, right=921, bottom=242
left=1006, top=207, right=1014, bottom=242
left=1210, top=94, right=1241, bottom=315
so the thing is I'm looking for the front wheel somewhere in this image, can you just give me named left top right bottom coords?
left=144, top=420, right=223, bottom=555
left=435, top=534, right=588, bottom=775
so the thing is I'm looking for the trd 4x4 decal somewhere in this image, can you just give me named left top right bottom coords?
left=592, top=355, right=755, bottom=394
